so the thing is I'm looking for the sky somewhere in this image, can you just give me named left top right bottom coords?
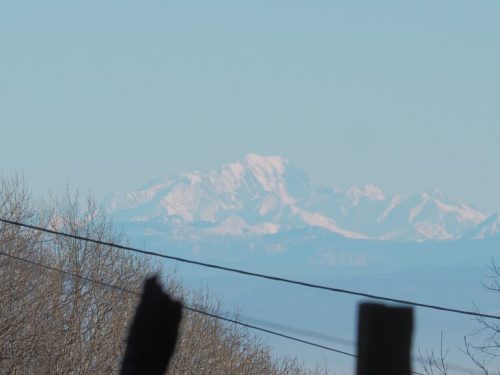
left=1, top=1, right=499, bottom=212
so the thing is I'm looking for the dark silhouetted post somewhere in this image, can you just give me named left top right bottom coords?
left=121, top=276, right=183, bottom=375
left=356, top=302, right=413, bottom=375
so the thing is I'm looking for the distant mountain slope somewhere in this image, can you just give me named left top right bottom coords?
left=105, top=154, right=496, bottom=241
left=462, top=213, right=500, bottom=240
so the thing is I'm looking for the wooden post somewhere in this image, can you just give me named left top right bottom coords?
left=121, top=276, right=183, bottom=375
left=356, top=302, right=413, bottom=375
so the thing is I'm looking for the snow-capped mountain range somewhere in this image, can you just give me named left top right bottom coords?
left=105, top=154, right=500, bottom=241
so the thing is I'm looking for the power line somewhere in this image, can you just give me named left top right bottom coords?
left=237, top=315, right=356, bottom=347
left=183, top=305, right=356, bottom=357
left=2, top=218, right=499, bottom=322
left=0, top=250, right=356, bottom=359
left=0, top=251, right=482, bottom=375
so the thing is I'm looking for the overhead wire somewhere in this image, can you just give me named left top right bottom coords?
left=0, top=250, right=356, bottom=359
left=2, top=218, right=499, bottom=322
left=237, top=315, right=356, bottom=348
left=0, top=250, right=485, bottom=374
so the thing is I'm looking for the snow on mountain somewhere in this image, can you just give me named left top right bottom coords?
left=347, top=185, right=386, bottom=205
left=373, top=189, right=487, bottom=241
left=105, top=154, right=498, bottom=241
left=461, top=214, right=500, bottom=240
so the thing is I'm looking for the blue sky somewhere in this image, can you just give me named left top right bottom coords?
left=1, top=1, right=499, bottom=212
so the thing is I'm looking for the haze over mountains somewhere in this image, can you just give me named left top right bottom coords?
left=105, top=154, right=500, bottom=372
left=105, top=154, right=500, bottom=242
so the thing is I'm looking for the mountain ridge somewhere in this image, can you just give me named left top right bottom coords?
left=105, top=154, right=495, bottom=242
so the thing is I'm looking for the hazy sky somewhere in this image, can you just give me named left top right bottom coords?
left=1, top=1, right=499, bottom=212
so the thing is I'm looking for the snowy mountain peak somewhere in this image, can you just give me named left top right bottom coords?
left=346, top=185, right=386, bottom=205
left=424, top=187, right=446, bottom=199
left=105, top=154, right=499, bottom=241
left=244, top=153, right=288, bottom=173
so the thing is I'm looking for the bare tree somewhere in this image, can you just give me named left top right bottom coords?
left=417, top=333, right=449, bottom=375
left=462, top=260, right=500, bottom=375
left=0, top=176, right=328, bottom=375
left=0, top=182, right=148, bottom=374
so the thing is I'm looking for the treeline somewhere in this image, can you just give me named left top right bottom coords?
left=0, top=176, right=327, bottom=375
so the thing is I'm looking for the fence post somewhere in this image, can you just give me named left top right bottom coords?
left=120, top=276, right=182, bottom=375
left=356, top=302, right=413, bottom=375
